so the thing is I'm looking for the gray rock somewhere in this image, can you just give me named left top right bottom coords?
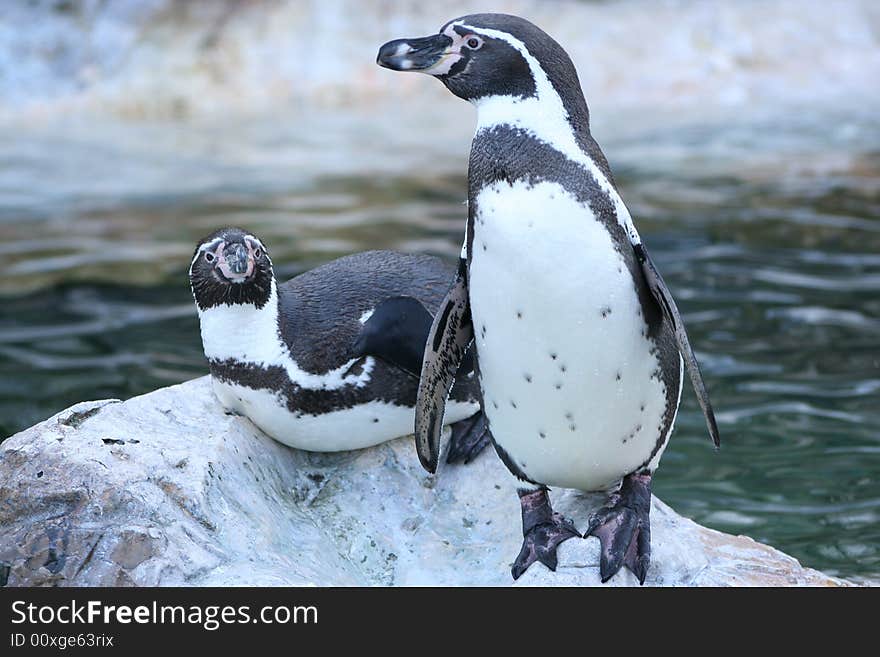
left=0, top=377, right=848, bottom=587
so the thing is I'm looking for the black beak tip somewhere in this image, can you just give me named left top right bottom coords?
left=376, top=39, right=407, bottom=70
left=377, top=34, right=451, bottom=72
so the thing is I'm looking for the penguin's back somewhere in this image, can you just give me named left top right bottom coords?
left=278, top=250, right=455, bottom=373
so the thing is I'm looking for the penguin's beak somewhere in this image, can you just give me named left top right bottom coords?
left=217, top=242, right=255, bottom=283
left=377, top=34, right=453, bottom=72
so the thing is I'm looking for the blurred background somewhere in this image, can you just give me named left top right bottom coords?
left=0, top=0, right=878, bottom=581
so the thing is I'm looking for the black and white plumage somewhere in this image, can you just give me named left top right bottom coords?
left=379, top=14, right=719, bottom=584
left=189, top=227, right=488, bottom=458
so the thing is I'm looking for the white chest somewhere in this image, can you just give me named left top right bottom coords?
left=212, top=379, right=476, bottom=452
left=469, top=180, right=676, bottom=491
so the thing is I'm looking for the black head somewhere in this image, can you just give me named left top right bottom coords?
left=189, top=227, right=274, bottom=311
left=377, top=13, right=577, bottom=104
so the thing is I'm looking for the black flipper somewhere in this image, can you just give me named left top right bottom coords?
left=350, top=296, right=433, bottom=378
left=511, top=487, right=580, bottom=580
left=414, top=259, right=473, bottom=473
left=584, top=472, right=652, bottom=584
left=446, top=412, right=491, bottom=464
left=351, top=295, right=476, bottom=380
left=634, top=242, right=721, bottom=448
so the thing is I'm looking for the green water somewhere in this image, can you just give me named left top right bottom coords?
left=1, top=110, right=878, bottom=582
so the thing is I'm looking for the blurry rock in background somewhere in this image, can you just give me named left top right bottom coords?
left=1, top=0, right=878, bottom=121
left=1, top=0, right=877, bottom=296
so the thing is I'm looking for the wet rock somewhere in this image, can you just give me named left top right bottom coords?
left=0, top=377, right=849, bottom=586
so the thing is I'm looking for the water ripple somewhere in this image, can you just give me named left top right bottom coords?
left=1, top=107, right=879, bottom=580
left=715, top=402, right=864, bottom=424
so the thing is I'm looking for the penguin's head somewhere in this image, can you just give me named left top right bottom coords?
left=377, top=13, right=575, bottom=104
left=189, top=227, right=274, bottom=311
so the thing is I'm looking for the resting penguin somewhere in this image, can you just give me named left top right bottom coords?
left=378, top=14, right=720, bottom=583
left=189, top=226, right=489, bottom=460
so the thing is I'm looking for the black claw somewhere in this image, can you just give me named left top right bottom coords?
left=446, top=412, right=491, bottom=464
left=594, top=510, right=638, bottom=582
left=511, top=488, right=579, bottom=580
left=584, top=472, right=653, bottom=584
left=512, top=514, right=579, bottom=580
left=631, top=522, right=652, bottom=584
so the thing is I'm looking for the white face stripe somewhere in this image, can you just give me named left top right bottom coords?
left=406, top=23, right=487, bottom=77
left=189, top=234, right=269, bottom=277
left=242, top=234, right=265, bottom=248
left=190, top=237, right=223, bottom=276
left=454, top=21, right=643, bottom=246
left=418, top=23, right=467, bottom=76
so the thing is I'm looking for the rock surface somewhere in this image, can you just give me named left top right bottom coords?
left=0, top=377, right=847, bottom=587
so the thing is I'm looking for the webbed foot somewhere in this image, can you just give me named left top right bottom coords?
left=584, top=472, right=653, bottom=584
left=446, top=412, right=491, bottom=464
left=511, top=487, right=579, bottom=580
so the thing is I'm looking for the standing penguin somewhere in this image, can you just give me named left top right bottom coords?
left=378, top=14, right=720, bottom=583
left=189, top=226, right=488, bottom=460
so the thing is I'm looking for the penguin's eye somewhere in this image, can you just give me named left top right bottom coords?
left=465, top=36, right=482, bottom=50
left=204, top=251, right=215, bottom=263
left=253, top=248, right=262, bottom=259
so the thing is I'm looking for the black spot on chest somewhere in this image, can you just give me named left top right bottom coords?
left=468, top=126, right=664, bottom=338
left=467, top=127, right=685, bottom=481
